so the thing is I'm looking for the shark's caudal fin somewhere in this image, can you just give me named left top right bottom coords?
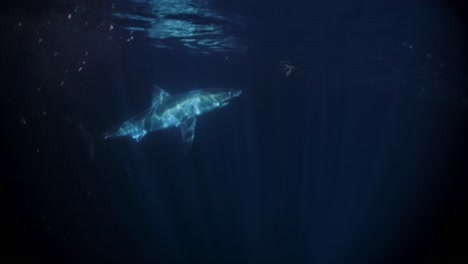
left=65, top=116, right=96, bottom=161
left=152, top=85, right=170, bottom=108
left=103, top=126, right=121, bottom=140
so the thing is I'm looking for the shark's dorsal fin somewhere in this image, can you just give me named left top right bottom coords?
left=152, top=85, right=170, bottom=108
left=179, top=117, right=197, bottom=153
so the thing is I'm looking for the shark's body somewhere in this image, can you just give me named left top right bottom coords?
left=104, top=86, right=242, bottom=151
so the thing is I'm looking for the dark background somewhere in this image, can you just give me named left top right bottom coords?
left=1, top=0, right=467, bottom=263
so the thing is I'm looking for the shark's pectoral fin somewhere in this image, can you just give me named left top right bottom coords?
left=132, top=130, right=147, bottom=142
left=152, top=85, right=170, bottom=108
left=179, top=117, right=197, bottom=152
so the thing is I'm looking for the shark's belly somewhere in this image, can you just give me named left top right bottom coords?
left=145, top=97, right=211, bottom=131
left=159, top=106, right=198, bottom=128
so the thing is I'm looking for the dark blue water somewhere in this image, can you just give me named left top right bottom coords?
left=1, top=0, right=467, bottom=263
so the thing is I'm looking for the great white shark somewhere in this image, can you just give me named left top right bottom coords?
left=104, top=85, right=242, bottom=151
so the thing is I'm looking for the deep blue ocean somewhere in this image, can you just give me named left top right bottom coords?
left=1, top=0, right=467, bottom=263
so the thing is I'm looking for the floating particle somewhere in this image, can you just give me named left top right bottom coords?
left=43, top=111, right=47, bottom=116
left=18, top=21, right=22, bottom=27
left=41, top=215, right=45, bottom=220
left=82, top=61, right=86, bottom=65
left=78, top=66, right=83, bottom=72
left=20, top=117, right=26, bottom=125
left=53, top=51, right=58, bottom=56
left=60, top=81, right=65, bottom=86
left=85, top=51, right=88, bottom=56
left=68, top=13, right=72, bottom=19
left=38, top=38, right=42, bottom=43
left=426, top=53, right=432, bottom=59
left=37, top=87, right=41, bottom=91
left=402, top=42, right=414, bottom=49
left=84, top=21, right=88, bottom=26
left=109, top=24, right=114, bottom=31
left=36, top=149, right=40, bottom=153
left=111, top=3, right=116, bottom=9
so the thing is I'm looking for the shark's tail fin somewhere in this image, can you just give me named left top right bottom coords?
left=77, top=124, right=96, bottom=161
left=103, top=125, right=124, bottom=140
left=65, top=116, right=96, bottom=161
left=103, top=130, right=114, bottom=140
